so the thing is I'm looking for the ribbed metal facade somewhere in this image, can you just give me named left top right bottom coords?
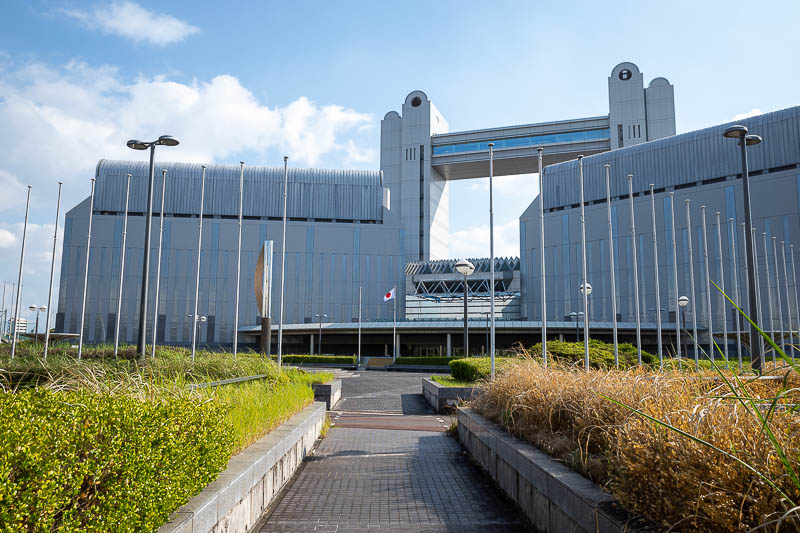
left=57, top=162, right=404, bottom=347
left=521, top=106, right=800, bottom=353
left=542, top=106, right=800, bottom=210
left=94, top=160, right=384, bottom=222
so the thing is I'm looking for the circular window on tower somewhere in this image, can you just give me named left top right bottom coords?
left=411, top=96, right=422, bottom=107
left=618, top=69, right=632, bottom=81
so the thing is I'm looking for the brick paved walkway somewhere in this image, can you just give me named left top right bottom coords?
left=259, top=373, right=526, bottom=532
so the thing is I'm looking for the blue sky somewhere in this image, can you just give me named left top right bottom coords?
left=1, top=0, right=798, bottom=327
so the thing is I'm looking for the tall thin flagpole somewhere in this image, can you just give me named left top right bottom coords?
left=790, top=244, right=799, bottom=360
left=729, top=219, right=742, bottom=370
left=701, top=206, right=713, bottom=362
left=1, top=282, right=5, bottom=340
left=358, top=286, right=362, bottom=367
left=649, top=185, right=663, bottom=367
left=753, top=227, right=765, bottom=358
left=10, top=186, right=32, bottom=360
left=763, top=232, right=775, bottom=363
left=773, top=237, right=785, bottom=354
left=77, top=179, right=96, bottom=361
left=605, top=164, right=618, bottom=367
left=114, top=174, right=131, bottom=358
left=191, top=166, right=206, bottom=362
left=578, top=156, right=589, bottom=371
left=43, top=182, right=63, bottom=360
left=628, top=175, right=642, bottom=364
left=538, top=148, right=547, bottom=367
left=277, top=157, right=288, bottom=369
left=233, top=162, right=244, bottom=359
left=669, top=193, right=680, bottom=365
left=715, top=212, right=728, bottom=361
left=686, top=200, right=699, bottom=368
left=781, top=241, right=792, bottom=359
left=393, top=285, right=397, bottom=361
left=489, top=143, right=496, bottom=379
left=151, top=170, right=167, bottom=358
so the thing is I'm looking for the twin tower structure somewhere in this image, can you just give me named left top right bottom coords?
left=57, top=62, right=683, bottom=346
left=381, top=61, right=675, bottom=264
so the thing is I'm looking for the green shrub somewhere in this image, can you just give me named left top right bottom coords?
left=449, top=357, right=512, bottom=381
left=528, top=339, right=655, bottom=368
left=273, top=355, right=355, bottom=365
left=394, top=357, right=456, bottom=366
left=0, top=387, right=233, bottom=532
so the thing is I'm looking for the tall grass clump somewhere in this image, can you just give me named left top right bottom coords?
left=472, top=358, right=800, bottom=530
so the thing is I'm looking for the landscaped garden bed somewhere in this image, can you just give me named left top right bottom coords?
left=469, top=356, right=800, bottom=531
left=0, top=343, right=331, bottom=531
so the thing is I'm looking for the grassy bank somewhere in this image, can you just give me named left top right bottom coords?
left=472, top=358, right=800, bottom=531
left=0, top=345, right=332, bottom=531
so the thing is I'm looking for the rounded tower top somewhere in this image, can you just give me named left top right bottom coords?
left=404, top=90, right=429, bottom=108
left=610, top=62, right=640, bottom=81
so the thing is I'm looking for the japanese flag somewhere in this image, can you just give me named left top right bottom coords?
left=383, top=288, right=395, bottom=302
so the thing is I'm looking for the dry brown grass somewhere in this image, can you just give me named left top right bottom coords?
left=472, top=359, right=800, bottom=531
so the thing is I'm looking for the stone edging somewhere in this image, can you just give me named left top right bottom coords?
left=159, top=401, right=326, bottom=533
left=422, top=377, right=477, bottom=413
left=311, top=379, right=341, bottom=410
left=456, top=407, right=648, bottom=532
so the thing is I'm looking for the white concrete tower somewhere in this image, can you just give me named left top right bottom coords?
left=380, top=91, right=449, bottom=263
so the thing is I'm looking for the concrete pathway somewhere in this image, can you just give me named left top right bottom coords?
left=259, top=372, right=527, bottom=532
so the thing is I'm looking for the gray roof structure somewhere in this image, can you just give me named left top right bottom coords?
left=94, top=160, right=385, bottom=221
left=538, top=105, right=800, bottom=211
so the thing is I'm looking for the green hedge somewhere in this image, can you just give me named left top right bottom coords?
left=393, top=357, right=456, bottom=366
left=0, top=388, right=232, bottom=532
left=274, top=355, right=356, bottom=365
left=529, top=339, right=656, bottom=368
left=449, top=357, right=512, bottom=381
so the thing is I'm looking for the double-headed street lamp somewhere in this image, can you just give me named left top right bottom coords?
left=187, top=314, right=206, bottom=344
left=570, top=311, right=585, bottom=342
left=28, top=305, right=46, bottom=343
left=127, top=135, right=180, bottom=360
left=722, top=125, right=763, bottom=370
left=455, top=259, right=475, bottom=356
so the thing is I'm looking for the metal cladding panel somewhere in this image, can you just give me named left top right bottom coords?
left=541, top=106, right=800, bottom=210
left=94, top=160, right=383, bottom=220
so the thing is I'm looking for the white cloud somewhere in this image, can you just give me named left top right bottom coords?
left=0, top=55, right=375, bottom=314
left=0, top=229, right=17, bottom=248
left=732, top=108, right=763, bottom=121
left=62, top=1, right=200, bottom=45
left=447, top=219, right=520, bottom=260
left=344, top=139, right=377, bottom=165
left=466, top=173, right=538, bottom=199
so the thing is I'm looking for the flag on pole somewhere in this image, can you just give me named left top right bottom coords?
left=383, top=288, right=395, bottom=302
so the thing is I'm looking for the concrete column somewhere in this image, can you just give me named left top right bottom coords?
left=446, top=333, right=452, bottom=357
left=310, top=334, right=314, bottom=355
left=384, top=343, right=388, bottom=356
left=558, top=333, right=564, bottom=341
left=396, top=334, right=400, bottom=357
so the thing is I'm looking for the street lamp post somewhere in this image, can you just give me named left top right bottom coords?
left=28, top=305, right=46, bottom=343
left=187, top=314, right=206, bottom=344
left=126, top=135, right=180, bottom=360
left=678, top=295, right=689, bottom=363
left=488, top=143, right=496, bottom=379
left=315, top=314, right=327, bottom=355
left=455, top=259, right=475, bottom=356
left=570, top=311, right=584, bottom=342
left=723, top=126, right=763, bottom=370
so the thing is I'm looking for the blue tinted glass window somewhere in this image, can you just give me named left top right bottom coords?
left=432, top=128, right=610, bottom=155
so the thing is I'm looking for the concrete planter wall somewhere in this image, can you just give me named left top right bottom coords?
left=159, top=402, right=326, bottom=533
left=422, top=377, right=477, bottom=413
left=311, top=379, right=341, bottom=410
left=457, top=408, right=647, bottom=532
